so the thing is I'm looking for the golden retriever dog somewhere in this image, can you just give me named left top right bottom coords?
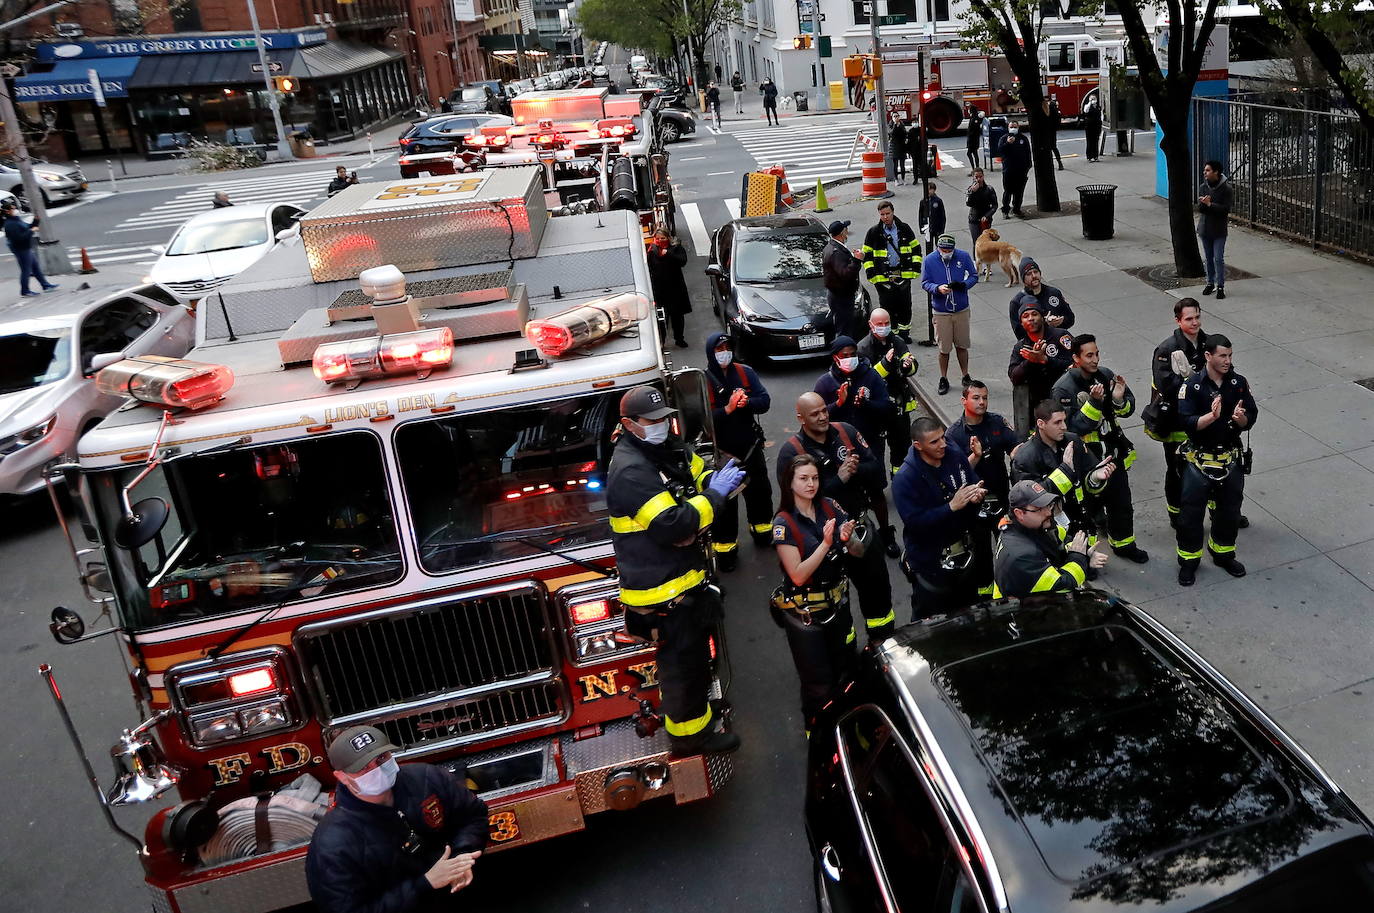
left=974, top=228, right=1023, bottom=288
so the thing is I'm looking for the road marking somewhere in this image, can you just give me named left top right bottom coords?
left=679, top=155, right=706, bottom=161
left=679, top=202, right=710, bottom=257
left=724, top=198, right=740, bottom=219
left=707, top=170, right=734, bottom=176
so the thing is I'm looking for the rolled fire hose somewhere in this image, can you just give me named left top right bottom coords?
left=197, top=773, right=330, bottom=867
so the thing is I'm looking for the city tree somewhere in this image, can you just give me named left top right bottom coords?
left=1260, top=0, right=1374, bottom=136
left=577, top=0, right=739, bottom=92
left=959, top=0, right=1064, bottom=212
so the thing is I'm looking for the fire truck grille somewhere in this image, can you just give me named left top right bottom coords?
left=373, top=681, right=564, bottom=752
left=295, top=583, right=559, bottom=733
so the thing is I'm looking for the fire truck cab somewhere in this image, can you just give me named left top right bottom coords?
left=915, top=34, right=1125, bottom=137
left=43, top=166, right=728, bottom=913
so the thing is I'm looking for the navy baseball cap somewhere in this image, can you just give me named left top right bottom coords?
left=620, top=385, right=676, bottom=420
left=827, top=219, right=851, bottom=236
left=1009, top=480, right=1057, bottom=510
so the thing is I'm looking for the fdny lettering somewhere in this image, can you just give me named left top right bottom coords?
left=578, top=671, right=618, bottom=702
left=627, top=661, right=659, bottom=688
left=421, top=795, right=444, bottom=829
left=396, top=393, right=438, bottom=412
left=208, top=753, right=252, bottom=786
left=263, top=742, right=312, bottom=775
left=322, top=400, right=388, bottom=423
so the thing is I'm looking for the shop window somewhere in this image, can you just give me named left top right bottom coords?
left=171, top=0, right=201, bottom=31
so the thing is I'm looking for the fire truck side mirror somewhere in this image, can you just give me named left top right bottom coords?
left=51, top=606, right=87, bottom=644
left=667, top=367, right=713, bottom=449
left=114, top=497, right=170, bottom=549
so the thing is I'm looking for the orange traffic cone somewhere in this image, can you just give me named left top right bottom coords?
left=78, top=247, right=98, bottom=274
left=932, top=143, right=941, bottom=172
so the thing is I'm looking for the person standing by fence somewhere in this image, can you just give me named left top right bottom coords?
left=1197, top=160, right=1231, bottom=300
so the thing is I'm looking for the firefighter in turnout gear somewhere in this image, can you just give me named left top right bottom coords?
left=1143, top=298, right=1208, bottom=526
left=607, top=386, right=745, bottom=756
left=1051, top=334, right=1149, bottom=563
left=994, top=480, right=1108, bottom=598
left=1011, top=399, right=1116, bottom=546
left=1175, top=335, right=1257, bottom=587
left=860, top=200, right=921, bottom=341
left=777, top=392, right=896, bottom=639
left=856, top=307, right=919, bottom=475
left=704, top=332, right=774, bottom=566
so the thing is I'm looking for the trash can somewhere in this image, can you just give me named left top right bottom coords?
left=793, top=91, right=809, bottom=112
left=1076, top=183, right=1117, bottom=240
left=289, top=132, right=317, bottom=158
left=986, top=116, right=1008, bottom=169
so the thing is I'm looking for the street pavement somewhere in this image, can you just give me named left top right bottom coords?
left=5, top=77, right=1374, bottom=912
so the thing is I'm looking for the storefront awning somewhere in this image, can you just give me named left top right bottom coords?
left=127, top=49, right=298, bottom=88
left=296, top=42, right=405, bottom=79
left=14, top=57, right=139, bottom=102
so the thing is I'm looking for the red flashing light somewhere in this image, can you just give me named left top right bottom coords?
left=313, top=328, right=454, bottom=384
left=95, top=357, right=234, bottom=410
left=399, top=136, right=412, bottom=145
left=462, top=133, right=510, bottom=149
left=523, top=292, right=649, bottom=357
left=534, top=131, right=567, bottom=148
left=570, top=599, right=612, bottom=625
left=229, top=667, right=277, bottom=698
left=594, top=118, right=636, bottom=140
left=708, top=635, right=717, bottom=661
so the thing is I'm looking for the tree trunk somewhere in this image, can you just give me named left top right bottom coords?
left=1006, top=60, right=1061, bottom=211
left=1158, top=110, right=1205, bottom=278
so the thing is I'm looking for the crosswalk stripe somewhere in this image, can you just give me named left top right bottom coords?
left=110, top=170, right=335, bottom=232
left=679, top=202, right=710, bottom=258
left=724, top=198, right=739, bottom=219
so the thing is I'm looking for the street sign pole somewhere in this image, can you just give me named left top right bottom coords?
left=811, top=2, right=828, bottom=110
left=868, top=1, right=893, bottom=181
left=246, top=0, right=291, bottom=160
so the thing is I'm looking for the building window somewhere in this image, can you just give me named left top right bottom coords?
left=925, top=0, right=950, bottom=21
left=854, top=0, right=915, bottom=23
left=171, top=0, right=202, bottom=32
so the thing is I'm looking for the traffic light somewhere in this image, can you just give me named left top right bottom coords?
left=272, top=75, right=300, bottom=93
left=793, top=35, right=812, bottom=50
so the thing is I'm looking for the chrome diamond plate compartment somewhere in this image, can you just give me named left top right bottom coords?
left=299, top=166, right=548, bottom=282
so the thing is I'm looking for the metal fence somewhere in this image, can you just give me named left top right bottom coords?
left=1192, top=94, right=1374, bottom=261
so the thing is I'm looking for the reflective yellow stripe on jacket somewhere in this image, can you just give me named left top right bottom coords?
left=620, top=568, right=708, bottom=607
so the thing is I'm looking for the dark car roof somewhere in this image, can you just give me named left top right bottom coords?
left=730, top=215, right=826, bottom=237
left=877, top=592, right=1374, bottom=913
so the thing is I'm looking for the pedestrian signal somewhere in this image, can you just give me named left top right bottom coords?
left=273, top=75, right=300, bottom=93
left=793, top=35, right=812, bottom=50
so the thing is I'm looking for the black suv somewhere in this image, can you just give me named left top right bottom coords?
left=807, top=591, right=1374, bottom=913
left=397, top=113, right=513, bottom=156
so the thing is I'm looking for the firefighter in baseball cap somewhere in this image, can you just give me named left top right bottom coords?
left=607, top=385, right=745, bottom=755
left=306, top=725, right=490, bottom=912
left=993, top=480, right=1107, bottom=598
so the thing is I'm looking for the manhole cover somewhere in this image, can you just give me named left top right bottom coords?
left=1125, top=263, right=1259, bottom=292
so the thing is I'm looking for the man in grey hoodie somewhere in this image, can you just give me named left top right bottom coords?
left=1197, top=160, right=1231, bottom=300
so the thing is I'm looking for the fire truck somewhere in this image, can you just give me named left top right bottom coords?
left=400, top=87, right=677, bottom=237
left=891, top=34, right=1125, bottom=137
left=41, top=166, right=730, bottom=913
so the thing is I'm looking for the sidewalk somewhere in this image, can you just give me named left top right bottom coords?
left=61, top=120, right=412, bottom=189
left=816, top=141, right=1374, bottom=807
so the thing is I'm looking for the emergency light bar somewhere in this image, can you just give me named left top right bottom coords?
left=95, top=356, right=235, bottom=411
left=463, top=132, right=510, bottom=149
left=594, top=118, right=636, bottom=139
left=523, top=292, right=648, bottom=357
left=312, top=327, right=454, bottom=383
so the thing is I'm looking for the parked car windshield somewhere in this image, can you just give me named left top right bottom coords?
left=166, top=217, right=268, bottom=255
left=0, top=326, right=71, bottom=393
left=396, top=391, right=619, bottom=573
left=734, top=232, right=828, bottom=282
left=460, top=87, right=487, bottom=101
left=92, top=431, right=403, bottom=630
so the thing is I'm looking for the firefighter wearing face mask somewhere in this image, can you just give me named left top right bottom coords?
left=607, top=385, right=745, bottom=756
left=814, top=336, right=901, bottom=558
left=705, top=331, right=774, bottom=567
left=856, top=308, right=919, bottom=476
left=306, top=725, right=489, bottom=913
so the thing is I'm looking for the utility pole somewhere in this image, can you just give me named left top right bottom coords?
left=811, top=0, right=828, bottom=110
left=0, top=75, right=70, bottom=274
left=246, top=0, right=292, bottom=160
left=868, top=0, right=893, bottom=180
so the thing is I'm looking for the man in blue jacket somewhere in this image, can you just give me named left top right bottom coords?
left=306, top=725, right=488, bottom=913
left=893, top=416, right=990, bottom=617
left=920, top=233, right=979, bottom=396
left=705, top=331, right=773, bottom=567
left=3, top=200, right=57, bottom=297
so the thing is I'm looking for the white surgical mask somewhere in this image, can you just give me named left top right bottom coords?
left=837, top=356, right=858, bottom=373
left=1009, top=127, right=1019, bottom=136
left=350, top=757, right=399, bottom=796
left=639, top=421, right=669, bottom=445
left=714, top=350, right=733, bottom=367
left=872, top=325, right=891, bottom=338
left=940, top=250, right=953, bottom=261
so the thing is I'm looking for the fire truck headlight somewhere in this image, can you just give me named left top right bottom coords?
left=191, top=710, right=244, bottom=744
left=241, top=702, right=290, bottom=735
left=575, top=627, right=628, bottom=660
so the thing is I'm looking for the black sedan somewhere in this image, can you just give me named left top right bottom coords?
left=706, top=215, right=864, bottom=363
left=806, top=590, right=1374, bottom=913
left=397, top=113, right=513, bottom=157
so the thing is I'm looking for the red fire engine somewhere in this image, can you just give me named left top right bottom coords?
left=41, top=166, right=729, bottom=913
left=895, top=34, right=1125, bottom=137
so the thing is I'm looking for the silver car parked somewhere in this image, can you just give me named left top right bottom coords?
left=0, top=158, right=87, bottom=205
left=0, top=284, right=194, bottom=497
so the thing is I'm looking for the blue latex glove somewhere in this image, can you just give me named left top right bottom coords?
left=707, top=458, right=746, bottom=498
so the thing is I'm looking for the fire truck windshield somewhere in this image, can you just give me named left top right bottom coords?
left=396, top=390, right=618, bottom=573
left=90, top=431, right=403, bottom=630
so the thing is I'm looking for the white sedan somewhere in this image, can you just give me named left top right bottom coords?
left=147, top=202, right=306, bottom=302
